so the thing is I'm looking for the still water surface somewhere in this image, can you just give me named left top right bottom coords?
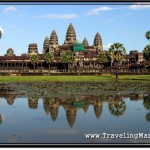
left=0, top=94, right=150, bottom=144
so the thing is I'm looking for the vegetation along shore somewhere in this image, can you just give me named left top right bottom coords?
left=0, top=75, right=149, bottom=97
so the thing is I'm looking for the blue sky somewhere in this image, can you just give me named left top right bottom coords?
left=0, top=2, right=150, bottom=55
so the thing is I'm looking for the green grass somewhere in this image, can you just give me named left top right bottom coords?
left=0, top=75, right=149, bottom=82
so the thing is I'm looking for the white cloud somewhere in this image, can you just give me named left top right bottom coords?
left=87, top=6, right=112, bottom=15
left=4, top=6, right=17, bottom=12
left=106, top=19, right=115, bottom=23
left=129, top=3, right=150, bottom=10
left=103, top=43, right=113, bottom=49
left=16, top=50, right=21, bottom=55
left=35, top=14, right=78, bottom=19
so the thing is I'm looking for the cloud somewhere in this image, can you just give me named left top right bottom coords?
left=129, top=3, right=150, bottom=10
left=16, top=50, right=21, bottom=55
left=35, top=14, right=78, bottom=19
left=103, top=43, right=113, bottom=49
left=4, top=6, right=17, bottom=12
left=87, top=6, right=112, bottom=15
left=106, top=19, right=116, bottom=23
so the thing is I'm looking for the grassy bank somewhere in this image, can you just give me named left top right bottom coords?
left=0, top=75, right=149, bottom=82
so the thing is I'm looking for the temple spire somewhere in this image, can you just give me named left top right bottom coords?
left=43, top=36, right=49, bottom=54
left=64, top=23, right=77, bottom=45
left=49, top=30, right=58, bottom=45
left=94, top=32, right=103, bottom=52
left=82, top=37, right=89, bottom=47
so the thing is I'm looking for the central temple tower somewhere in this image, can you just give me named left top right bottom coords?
left=64, top=23, right=77, bottom=45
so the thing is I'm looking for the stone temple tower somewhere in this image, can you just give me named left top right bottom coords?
left=94, top=32, right=103, bottom=53
left=28, top=43, right=38, bottom=55
left=43, top=36, right=49, bottom=54
left=82, top=37, right=89, bottom=47
left=49, top=30, right=59, bottom=53
left=64, top=23, right=77, bottom=45
left=43, top=30, right=59, bottom=54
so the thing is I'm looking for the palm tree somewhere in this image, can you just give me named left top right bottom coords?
left=45, top=52, right=54, bottom=70
left=60, top=51, right=75, bottom=71
left=29, top=54, right=39, bottom=70
left=143, top=45, right=150, bottom=61
left=108, top=43, right=126, bottom=80
left=97, top=52, right=109, bottom=66
left=145, top=31, right=150, bottom=44
left=0, top=30, right=2, bottom=39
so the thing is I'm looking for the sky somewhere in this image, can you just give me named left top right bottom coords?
left=0, top=2, right=150, bottom=55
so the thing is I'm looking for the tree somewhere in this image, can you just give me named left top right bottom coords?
left=60, top=51, right=75, bottom=70
left=45, top=52, right=54, bottom=70
left=0, top=30, right=2, bottom=39
left=145, top=31, right=150, bottom=44
left=108, top=43, right=126, bottom=80
left=143, top=45, right=150, bottom=61
left=29, top=54, right=39, bottom=69
left=97, top=52, right=109, bottom=67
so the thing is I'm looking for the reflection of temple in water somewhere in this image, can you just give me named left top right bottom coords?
left=28, top=97, right=39, bottom=109
left=83, top=103, right=89, bottom=113
left=49, top=99, right=59, bottom=122
left=93, top=100, right=103, bottom=119
left=0, top=93, right=148, bottom=127
left=42, top=96, right=103, bottom=128
left=66, top=107, right=77, bottom=128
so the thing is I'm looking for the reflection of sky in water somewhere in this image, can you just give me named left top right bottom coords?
left=0, top=95, right=150, bottom=144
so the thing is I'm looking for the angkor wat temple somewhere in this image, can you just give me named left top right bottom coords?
left=0, top=23, right=149, bottom=75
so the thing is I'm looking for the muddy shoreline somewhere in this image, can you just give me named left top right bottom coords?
left=0, top=81, right=149, bottom=97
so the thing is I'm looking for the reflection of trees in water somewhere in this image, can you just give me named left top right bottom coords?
left=145, top=112, right=150, bottom=122
left=143, top=95, right=150, bottom=111
left=28, top=97, right=39, bottom=109
left=143, top=95, right=150, bottom=122
left=4, top=96, right=16, bottom=105
left=108, top=96, right=126, bottom=117
left=0, top=115, right=2, bottom=124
